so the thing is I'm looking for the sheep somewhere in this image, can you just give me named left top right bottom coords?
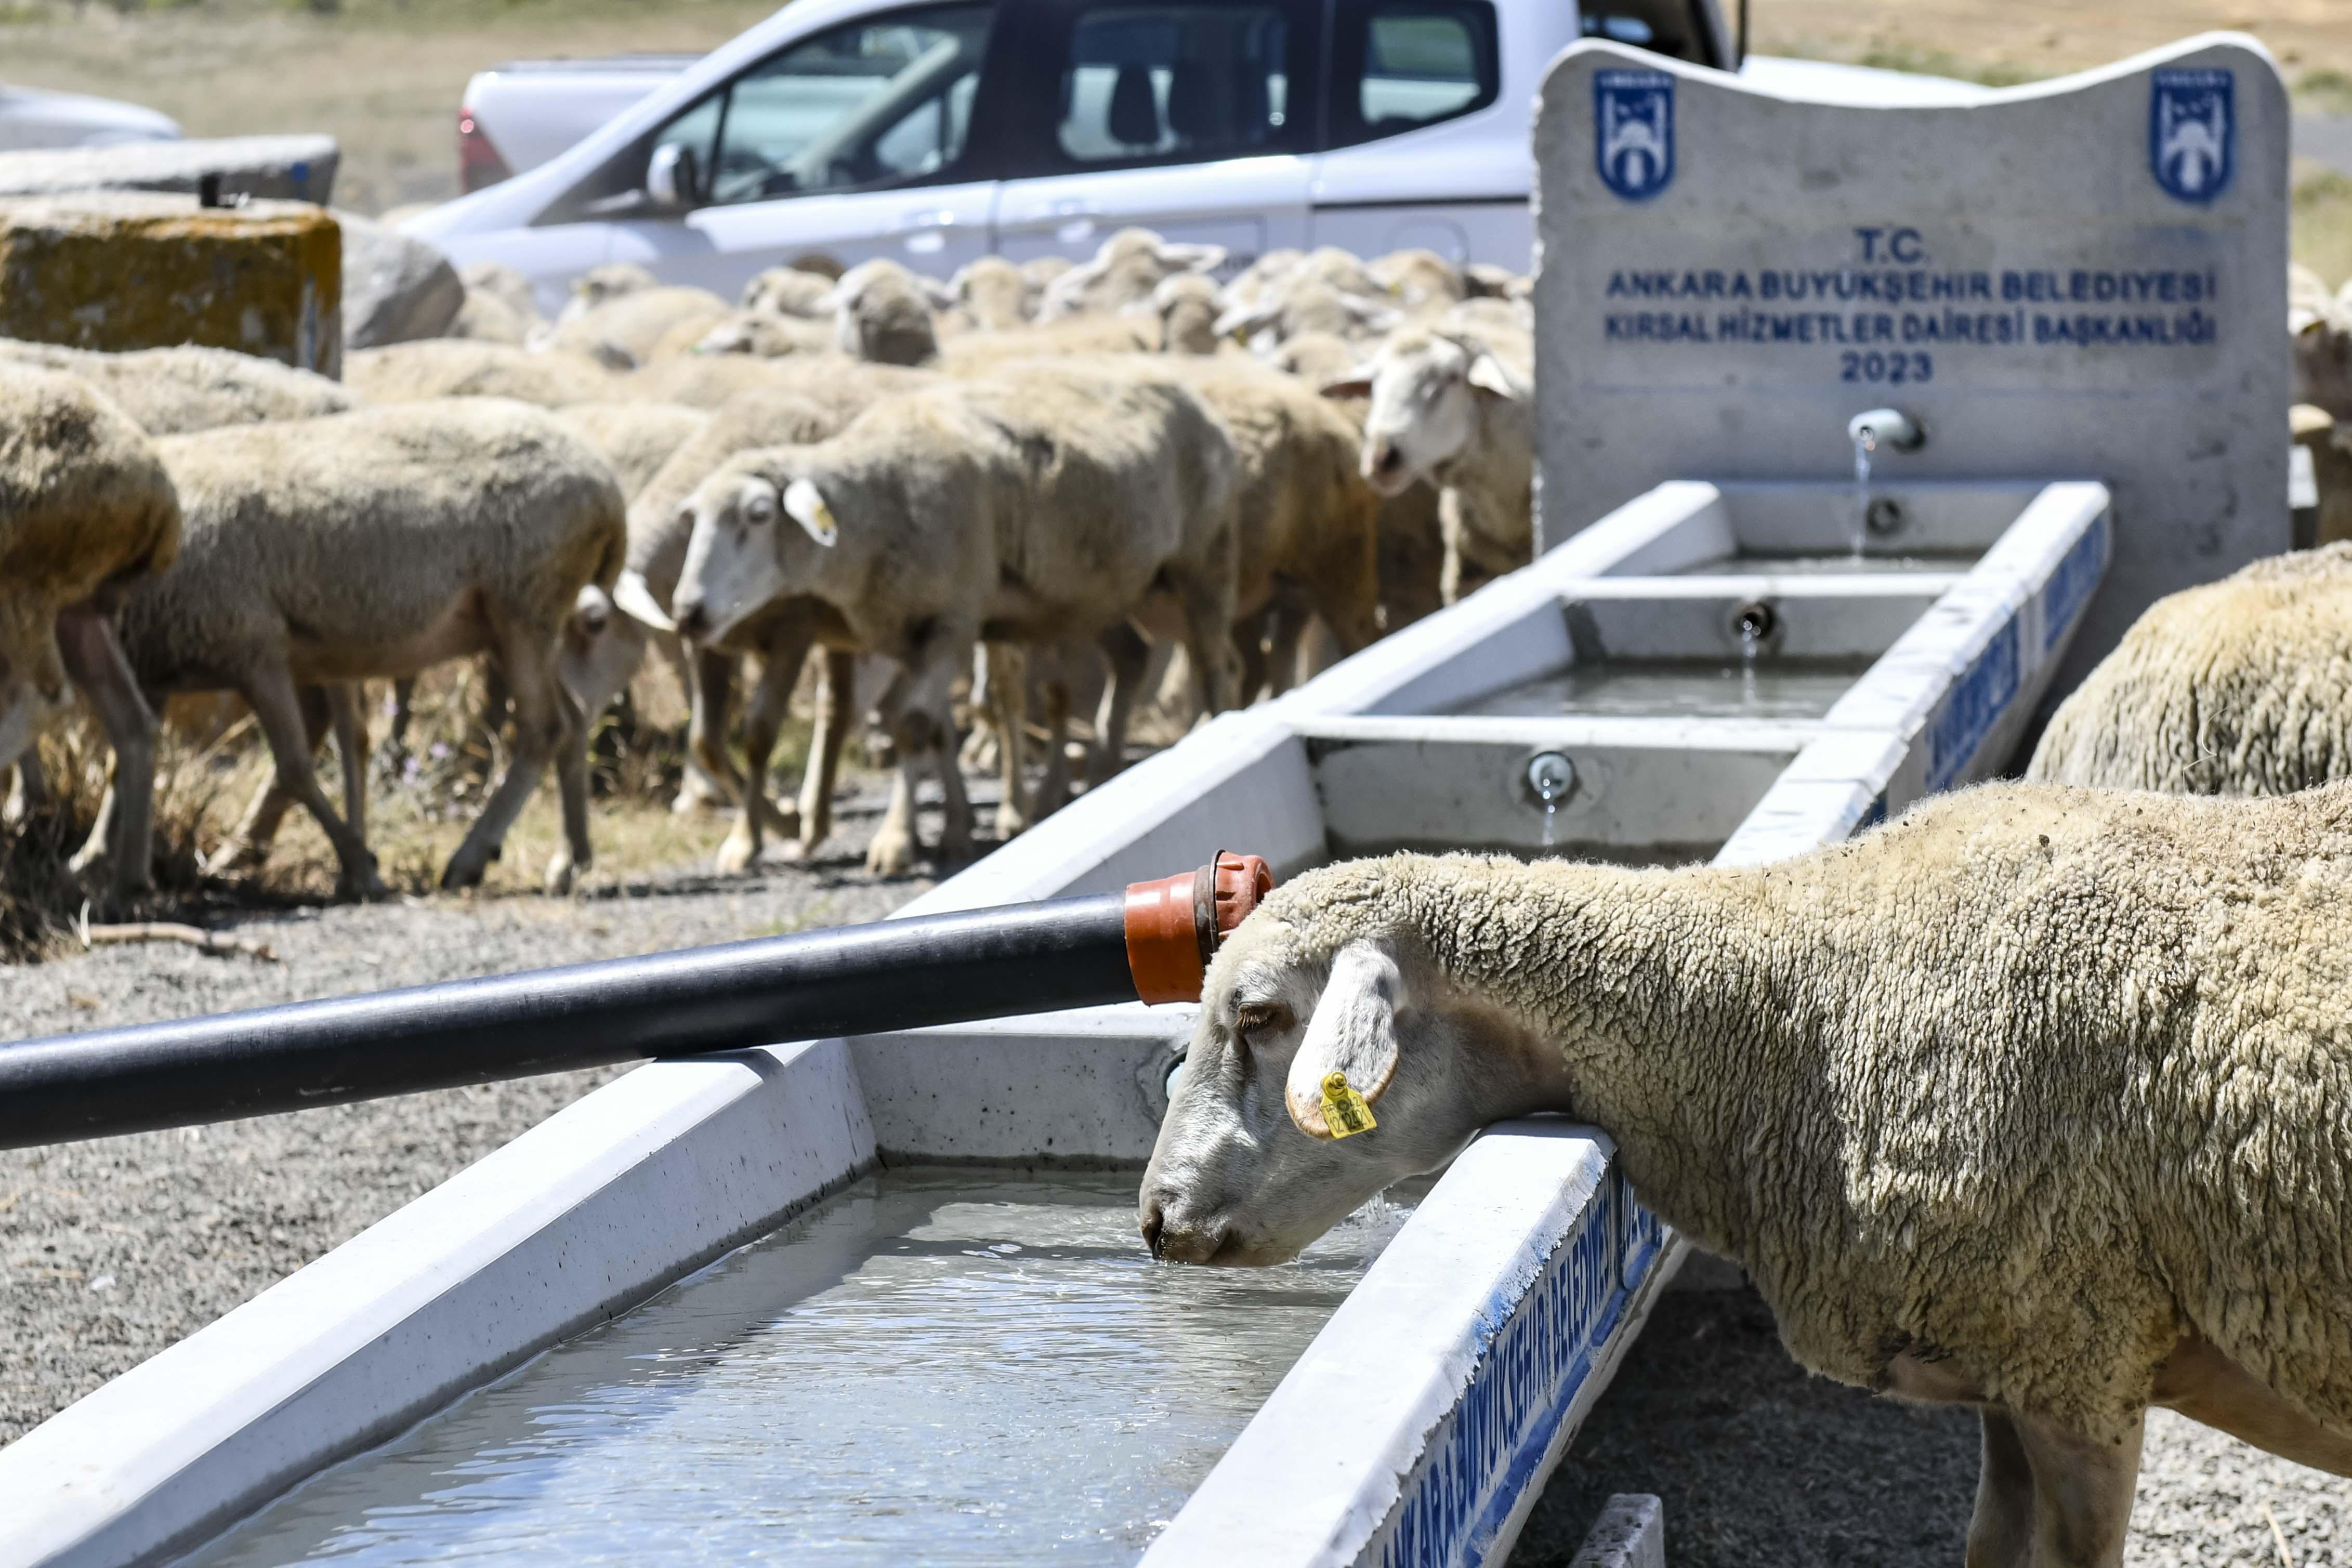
left=820, top=258, right=955, bottom=366
left=535, top=284, right=733, bottom=367
left=1158, top=357, right=1382, bottom=699
left=1148, top=273, right=1225, bottom=355
left=1142, top=781, right=2352, bottom=1566
left=1221, top=248, right=1305, bottom=314
left=1323, top=326, right=1533, bottom=604
left=443, top=287, right=533, bottom=345
left=605, top=351, right=934, bottom=413
left=1035, top=228, right=1225, bottom=321
left=689, top=310, right=836, bottom=360
left=1441, top=294, right=1534, bottom=339
left=1367, top=247, right=1466, bottom=311
left=553, top=402, right=710, bottom=502
left=1281, top=331, right=1448, bottom=631
left=740, top=265, right=835, bottom=319
left=94, top=401, right=625, bottom=898
left=555, top=262, right=660, bottom=322
left=946, top=255, right=1036, bottom=331
left=2026, top=543, right=2352, bottom=796
left=0, top=340, right=357, bottom=434
left=1215, top=282, right=1401, bottom=358
left=666, top=362, right=1237, bottom=875
left=1021, top=254, right=1074, bottom=292
left=461, top=260, right=543, bottom=325
left=938, top=315, right=1157, bottom=370
left=2293, top=405, right=2352, bottom=548
left=578, top=386, right=884, bottom=867
left=0, top=365, right=181, bottom=896
left=344, top=340, right=617, bottom=407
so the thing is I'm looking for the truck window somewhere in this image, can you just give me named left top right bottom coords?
left=1326, top=2, right=1499, bottom=149
left=1053, top=3, right=1317, bottom=167
left=1578, top=0, right=1720, bottom=65
left=546, top=3, right=996, bottom=220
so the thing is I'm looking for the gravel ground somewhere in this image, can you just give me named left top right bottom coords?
left=0, top=818, right=928, bottom=1445
left=1514, top=1276, right=2352, bottom=1567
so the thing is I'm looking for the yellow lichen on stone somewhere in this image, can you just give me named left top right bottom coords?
left=0, top=193, right=341, bottom=375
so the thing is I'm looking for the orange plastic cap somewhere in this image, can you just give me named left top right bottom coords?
left=1123, top=851, right=1274, bottom=1005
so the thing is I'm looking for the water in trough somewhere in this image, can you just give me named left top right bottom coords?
left=182, top=1170, right=1410, bottom=1567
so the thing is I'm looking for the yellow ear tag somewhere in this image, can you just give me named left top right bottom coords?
left=1320, top=1071, right=1377, bottom=1139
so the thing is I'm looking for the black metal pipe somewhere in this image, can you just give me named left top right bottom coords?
left=0, top=894, right=1132, bottom=1150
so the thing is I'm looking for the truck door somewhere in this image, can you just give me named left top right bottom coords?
left=599, top=3, right=1005, bottom=296
left=990, top=0, right=1320, bottom=272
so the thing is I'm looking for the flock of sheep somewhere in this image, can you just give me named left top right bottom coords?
left=0, top=229, right=1535, bottom=898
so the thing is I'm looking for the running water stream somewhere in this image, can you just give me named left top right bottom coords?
left=1851, top=428, right=1876, bottom=556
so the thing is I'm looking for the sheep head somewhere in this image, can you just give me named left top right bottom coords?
left=1325, top=331, right=1521, bottom=497
left=668, top=454, right=839, bottom=643
left=1140, top=897, right=1563, bottom=1266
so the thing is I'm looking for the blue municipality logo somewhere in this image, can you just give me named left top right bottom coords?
left=1594, top=70, right=1675, bottom=201
left=2149, top=69, right=2233, bottom=203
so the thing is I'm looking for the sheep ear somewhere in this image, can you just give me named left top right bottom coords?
left=918, top=275, right=961, bottom=311
left=611, top=570, right=676, bottom=634
left=1284, top=942, right=1403, bottom=1140
left=1164, top=242, right=1227, bottom=273
left=782, top=477, right=838, bottom=547
left=1467, top=353, right=1520, bottom=399
left=1212, top=301, right=1277, bottom=341
left=1320, top=372, right=1375, bottom=400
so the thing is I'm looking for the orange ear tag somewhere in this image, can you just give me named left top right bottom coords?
left=1320, top=1071, right=1377, bottom=1138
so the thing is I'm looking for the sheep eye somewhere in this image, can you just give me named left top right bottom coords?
left=744, top=493, right=777, bottom=524
left=1235, top=1001, right=1293, bottom=1039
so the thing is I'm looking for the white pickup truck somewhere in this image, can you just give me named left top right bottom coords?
left=424, top=0, right=1983, bottom=313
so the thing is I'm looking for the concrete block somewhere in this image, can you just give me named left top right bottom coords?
left=1534, top=34, right=2290, bottom=703
left=0, top=193, right=341, bottom=375
left=1570, top=1494, right=1666, bottom=1568
left=336, top=208, right=461, bottom=350
left=0, top=134, right=337, bottom=204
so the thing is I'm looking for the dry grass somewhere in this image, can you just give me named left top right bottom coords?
left=0, top=0, right=781, bottom=215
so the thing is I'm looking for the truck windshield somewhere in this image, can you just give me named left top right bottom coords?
left=648, top=3, right=994, bottom=207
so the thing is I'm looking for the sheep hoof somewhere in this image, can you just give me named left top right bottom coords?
left=864, top=832, right=917, bottom=877
left=995, top=805, right=1030, bottom=840
left=780, top=837, right=815, bottom=862
left=713, top=832, right=759, bottom=876
left=543, top=853, right=580, bottom=896
left=341, top=871, right=390, bottom=903
left=202, top=842, right=262, bottom=877
left=439, top=857, right=487, bottom=892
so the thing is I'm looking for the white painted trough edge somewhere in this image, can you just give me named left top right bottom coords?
left=1, top=1041, right=874, bottom=1568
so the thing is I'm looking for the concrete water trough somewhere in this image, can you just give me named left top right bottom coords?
left=0, top=473, right=2109, bottom=1568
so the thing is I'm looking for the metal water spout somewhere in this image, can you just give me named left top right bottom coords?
left=1846, top=407, right=1925, bottom=454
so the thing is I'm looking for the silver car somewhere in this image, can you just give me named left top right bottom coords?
left=0, top=83, right=180, bottom=152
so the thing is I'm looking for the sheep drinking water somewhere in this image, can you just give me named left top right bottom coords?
left=1144, top=781, right=2352, bottom=1567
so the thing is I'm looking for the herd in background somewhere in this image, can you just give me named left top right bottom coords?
left=7, top=226, right=2349, bottom=913
left=0, top=229, right=1537, bottom=902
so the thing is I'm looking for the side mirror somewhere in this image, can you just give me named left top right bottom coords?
left=647, top=141, right=700, bottom=210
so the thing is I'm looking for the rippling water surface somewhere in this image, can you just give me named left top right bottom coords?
left=186, top=1170, right=1411, bottom=1567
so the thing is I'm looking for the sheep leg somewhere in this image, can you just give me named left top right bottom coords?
left=715, top=625, right=814, bottom=876
left=544, top=676, right=592, bottom=896
left=387, top=676, right=416, bottom=756
left=54, top=608, right=157, bottom=897
left=1966, top=1410, right=2036, bottom=1568
left=1090, top=622, right=1151, bottom=787
left=443, top=623, right=574, bottom=894
left=792, top=649, right=855, bottom=860
left=3, top=744, right=49, bottom=826
left=215, top=686, right=332, bottom=873
left=863, top=665, right=921, bottom=876
left=2149, top=1333, right=2352, bottom=1475
left=985, top=642, right=1032, bottom=839
left=1168, top=570, right=1242, bottom=719
left=325, top=683, right=370, bottom=852
left=233, top=668, right=384, bottom=899
left=659, top=632, right=732, bottom=812
left=1037, top=662, right=1073, bottom=816
left=1231, top=609, right=1272, bottom=707
left=2011, top=1409, right=2141, bottom=1568
left=679, top=647, right=746, bottom=815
